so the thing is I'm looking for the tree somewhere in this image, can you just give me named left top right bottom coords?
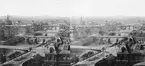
left=99, top=30, right=105, bottom=36
left=85, top=28, right=91, bottom=35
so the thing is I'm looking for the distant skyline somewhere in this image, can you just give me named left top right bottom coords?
left=0, top=0, right=145, bottom=17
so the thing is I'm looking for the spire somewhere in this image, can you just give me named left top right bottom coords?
left=5, top=15, right=12, bottom=25
left=80, top=16, right=85, bottom=25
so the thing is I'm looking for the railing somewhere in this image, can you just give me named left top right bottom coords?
left=135, top=37, right=145, bottom=44
left=116, top=52, right=145, bottom=66
left=44, top=53, right=71, bottom=66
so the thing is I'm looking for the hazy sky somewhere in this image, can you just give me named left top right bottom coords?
left=0, top=0, right=145, bottom=17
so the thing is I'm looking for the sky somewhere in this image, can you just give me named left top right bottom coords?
left=0, top=0, right=145, bottom=17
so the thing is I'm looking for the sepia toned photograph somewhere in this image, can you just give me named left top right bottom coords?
left=0, top=0, right=145, bottom=66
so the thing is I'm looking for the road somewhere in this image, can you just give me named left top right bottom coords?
left=0, top=45, right=31, bottom=50
left=73, top=45, right=120, bottom=66
left=0, top=51, right=35, bottom=66
left=0, top=43, right=43, bottom=66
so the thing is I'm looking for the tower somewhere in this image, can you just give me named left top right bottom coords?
left=5, top=15, right=12, bottom=25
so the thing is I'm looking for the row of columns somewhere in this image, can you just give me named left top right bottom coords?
left=136, top=37, right=145, bottom=44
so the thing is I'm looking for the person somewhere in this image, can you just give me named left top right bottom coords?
left=63, top=41, right=71, bottom=51
left=102, top=47, right=106, bottom=52
left=106, top=54, right=116, bottom=66
left=54, top=42, right=59, bottom=54
left=1, top=54, right=6, bottom=63
left=121, top=47, right=126, bottom=53
left=108, top=38, right=111, bottom=44
left=128, top=36, right=136, bottom=47
left=49, top=47, right=55, bottom=53
left=116, top=38, right=119, bottom=43
left=140, top=45, right=144, bottom=50
left=29, top=47, right=32, bottom=51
